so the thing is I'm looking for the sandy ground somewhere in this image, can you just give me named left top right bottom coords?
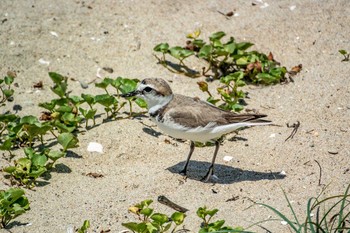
left=1, top=0, right=350, bottom=232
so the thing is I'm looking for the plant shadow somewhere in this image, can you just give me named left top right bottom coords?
left=142, top=127, right=162, bottom=138
left=159, top=60, right=201, bottom=78
left=65, top=150, right=83, bottom=158
left=167, top=161, right=286, bottom=184
left=51, top=163, right=72, bottom=173
left=2, top=220, right=29, bottom=231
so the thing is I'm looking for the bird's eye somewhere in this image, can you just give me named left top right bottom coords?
left=144, top=87, right=153, bottom=93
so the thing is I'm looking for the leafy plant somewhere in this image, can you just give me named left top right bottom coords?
left=76, top=220, right=90, bottom=233
left=339, top=49, right=350, bottom=62
left=3, top=148, right=65, bottom=188
left=122, top=199, right=186, bottom=233
left=123, top=200, right=245, bottom=233
left=0, top=188, right=30, bottom=228
left=198, top=72, right=246, bottom=112
left=255, top=184, right=350, bottom=232
left=0, top=72, right=16, bottom=105
left=154, top=31, right=290, bottom=84
left=197, top=206, right=244, bottom=233
left=154, top=31, right=300, bottom=112
left=95, top=77, right=147, bottom=117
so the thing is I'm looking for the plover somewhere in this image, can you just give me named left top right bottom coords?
left=121, top=78, right=271, bottom=182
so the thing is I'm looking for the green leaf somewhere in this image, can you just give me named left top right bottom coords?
left=3, top=166, right=16, bottom=174
left=236, top=42, right=254, bottom=51
left=94, top=94, right=117, bottom=108
left=46, top=150, right=66, bottom=162
left=171, top=212, right=186, bottom=225
left=31, top=153, right=48, bottom=167
left=39, top=100, right=57, bottom=111
left=81, top=94, right=95, bottom=105
left=122, top=222, right=147, bottom=233
left=54, top=121, right=76, bottom=133
left=0, top=139, right=13, bottom=151
left=206, top=96, right=220, bottom=105
left=139, top=199, right=153, bottom=208
left=95, top=78, right=114, bottom=89
left=20, top=115, right=39, bottom=125
left=56, top=105, right=73, bottom=113
left=151, top=213, right=169, bottom=225
left=134, top=98, right=147, bottom=109
left=49, top=72, right=65, bottom=84
left=0, top=113, right=18, bottom=123
left=169, top=46, right=184, bottom=60
left=3, top=89, right=14, bottom=98
left=206, top=208, right=219, bottom=217
left=4, top=76, right=14, bottom=85
left=118, top=78, right=139, bottom=94
left=339, top=49, right=347, bottom=55
left=224, top=42, right=236, bottom=54
left=193, top=39, right=206, bottom=48
left=207, top=219, right=225, bottom=231
left=51, top=82, right=68, bottom=98
left=209, top=31, right=226, bottom=41
left=77, top=220, right=90, bottom=233
left=69, top=95, right=83, bottom=105
left=57, top=132, right=79, bottom=151
left=154, top=43, right=169, bottom=53
left=198, top=45, right=213, bottom=59
left=28, top=167, right=47, bottom=178
left=140, top=207, right=153, bottom=217
left=221, top=72, right=244, bottom=84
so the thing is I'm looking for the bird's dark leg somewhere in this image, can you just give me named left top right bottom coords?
left=179, top=141, right=195, bottom=176
left=202, top=141, right=220, bottom=182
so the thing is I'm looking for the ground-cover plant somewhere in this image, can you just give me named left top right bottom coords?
left=1, top=72, right=147, bottom=188
left=3, top=148, right=65, bottom=188
left=122, top=199, right=246, bottom=233
left=154, top=30, right=288, bottom=84
left=198, top=71, right=246, bottom=112
left=0, top=188, right=30, bottom=229
left=95, top=76, right=147, bottom=117
left=123, top=199, right=186, bottom=233
left=255, top=184, right=350, bottom=232
left=339, top=49, right=350, bottom=62
left=154, top=31, right=300, bottom=112
left=0, top=72, right=16, bottom=105
left=76, top=220, right=90, bottom=233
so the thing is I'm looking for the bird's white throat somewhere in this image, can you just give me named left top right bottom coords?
left=147, top=94, right=173, bottom=116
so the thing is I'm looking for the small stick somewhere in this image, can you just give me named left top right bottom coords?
left=314, top=159, right=322, bottom=186
left=157, top=195, right=189, bottom=213
left=285, top=121, right=300, bottom=141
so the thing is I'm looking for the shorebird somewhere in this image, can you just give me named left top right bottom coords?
left=121, top=78, right=271, bottom=182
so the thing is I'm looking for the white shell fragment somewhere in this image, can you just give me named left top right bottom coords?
left=38, top=58, right=50, bottom=65
left=223, top=155, right=233, bottom=162
left=87, top=142, right=103, bottom=153
left=269, top=133, right=276, bottom=138
left=289, top=5, right=296, bottom=11
left=50, top=31, right=59, bottom=37
left=280, top=170, right=286, bottom=175
left=281, top=221, right=288, bottom=225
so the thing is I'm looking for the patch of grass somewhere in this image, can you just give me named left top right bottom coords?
left=253, top=184, right=350, bottom=232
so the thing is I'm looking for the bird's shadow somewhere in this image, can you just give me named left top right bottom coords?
left=167, top=161, right=285, bottom=184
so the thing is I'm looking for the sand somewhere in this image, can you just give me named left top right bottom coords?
left=0, top=0, right=349, bottom=232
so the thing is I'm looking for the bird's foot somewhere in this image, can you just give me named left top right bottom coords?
left=179, top=168, right=187, bottom=176
left=201, top=166, right=218, bottom=182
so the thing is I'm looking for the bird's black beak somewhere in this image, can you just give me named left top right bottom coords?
left=119, top=90, right=140, bottom=98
